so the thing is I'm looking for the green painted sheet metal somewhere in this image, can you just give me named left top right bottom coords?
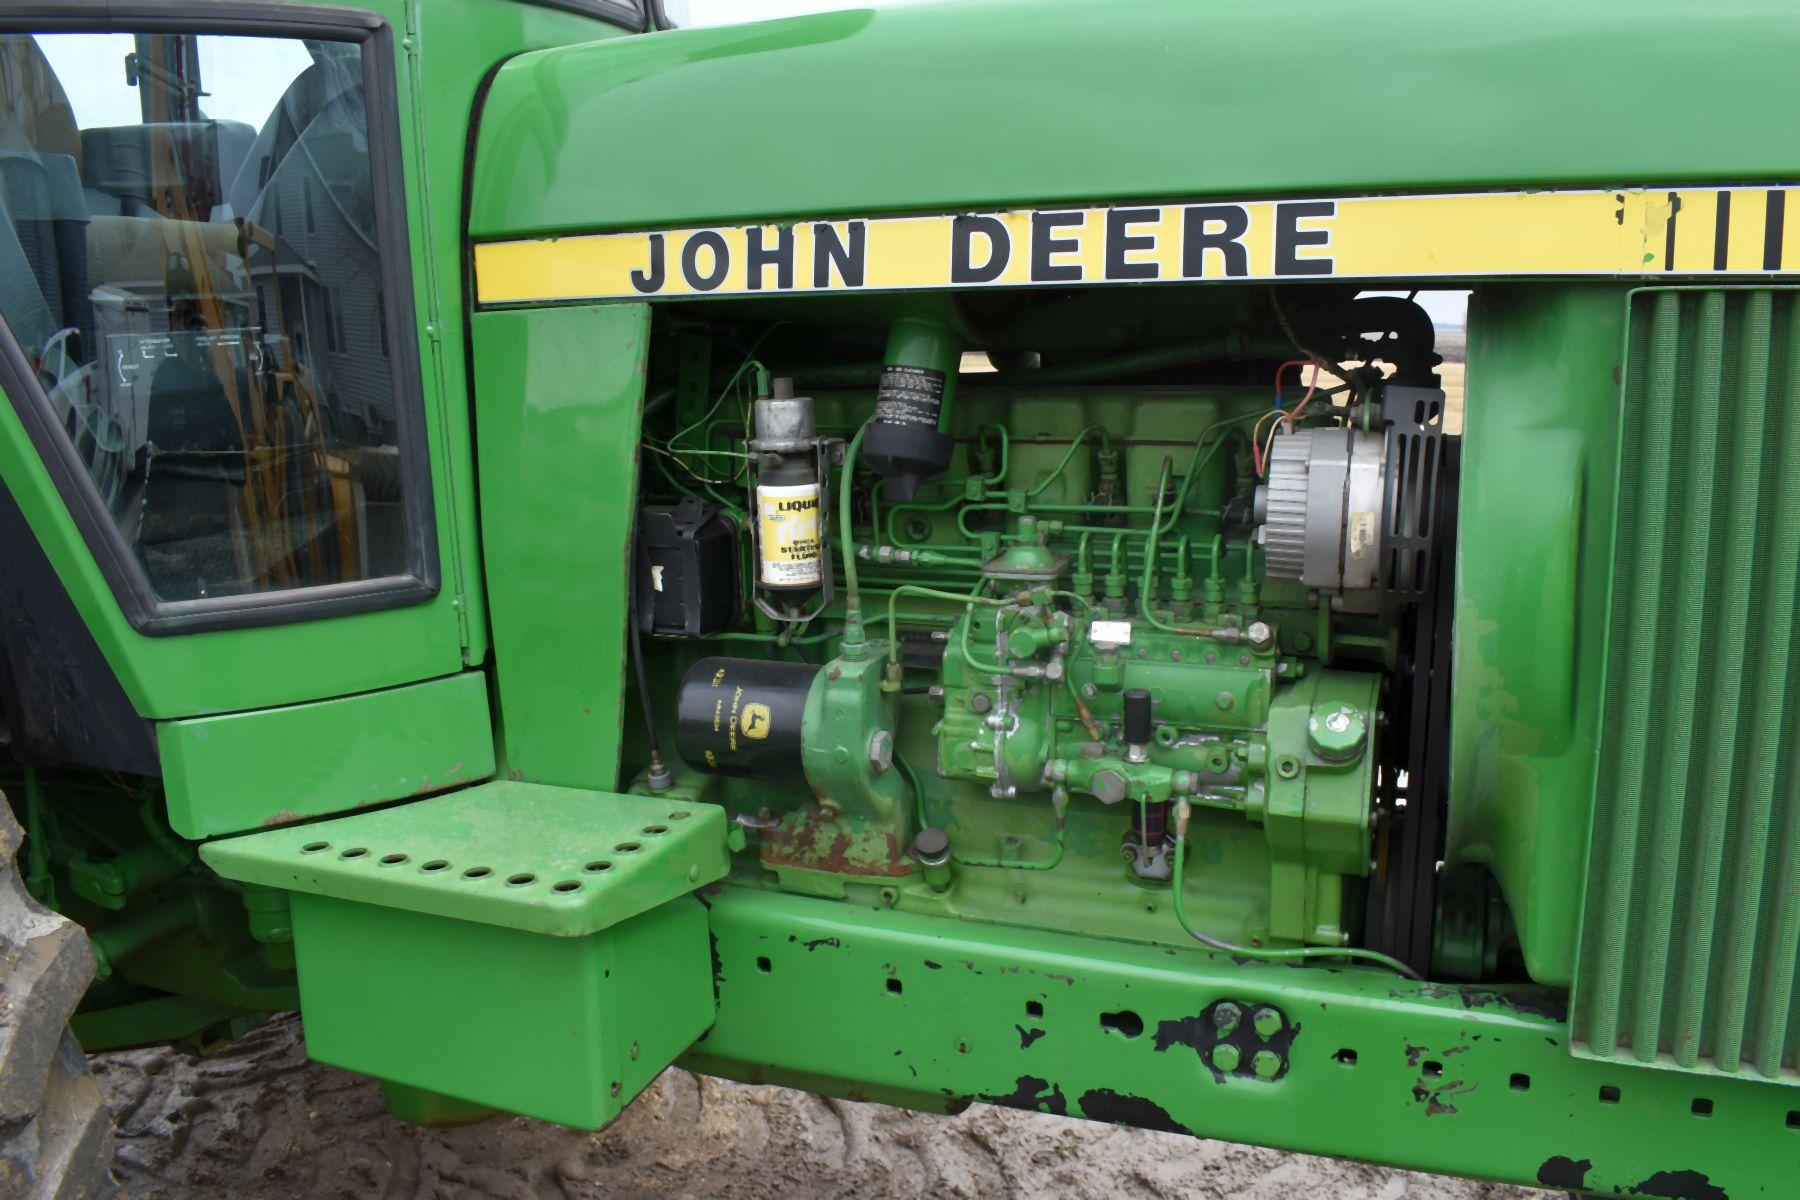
left=160, top=671, right=495, bottom=838
left=470, top=303, right=650, bottom=788
left=292, top=893, right=713, bottom=1128
left=1447, top=287, right=1628, bottom=986
left=199, top=780, right=727, bottom=936
left=1574, top=287, right=1800, bottom=1085
left=470, top=0, right=1800, bottom=239
left=689, top=886, right=1800, bottom=1197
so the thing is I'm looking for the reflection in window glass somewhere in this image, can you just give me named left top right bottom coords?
left=0, top=32, right=410, bottom=602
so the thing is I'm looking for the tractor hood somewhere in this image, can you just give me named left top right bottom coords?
left=468, top=0, right=1800, bottom=241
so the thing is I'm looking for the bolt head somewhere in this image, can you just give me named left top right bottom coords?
left=1252, top=1006, right=1283, bottom=1038
left=1252, top=1050, right=1283, bottom=1079
left=1215, top=690, right=1236, bottom=711
left=868, top=730, right=893, bottom=773
left=1211, top=1043, right=1242, bottom=1073
left=1247, top=621, right=1273, bottom=649
left=1212, top=1002, right=1242, bottom=1034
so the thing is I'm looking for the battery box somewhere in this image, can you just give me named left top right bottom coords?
left=200, top=781, right=729, bottom=1128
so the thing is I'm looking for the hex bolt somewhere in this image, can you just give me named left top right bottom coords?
left=1212, top=1002, right=1242, bottom=1035
left=1211, top=1043, right=1242, bottom=1073
left=867, top=730, right=893, bottom=774
left=1247, top=621, right=1273, bottom=650
left=1252, top=1050, right=1283, bottom=1080
left=1215, top=690, right=1236, bottom=712
left=1252, top=1006, right=1283, bottom=1039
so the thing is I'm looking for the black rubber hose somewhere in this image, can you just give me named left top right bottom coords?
left=626, top=511, right=662, bottom=761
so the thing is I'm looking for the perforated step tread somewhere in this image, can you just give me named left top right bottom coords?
left=200, top=781, right=728, bottom=937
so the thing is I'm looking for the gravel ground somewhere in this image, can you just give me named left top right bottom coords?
left=94, top=1017, right=1547, bottom=1200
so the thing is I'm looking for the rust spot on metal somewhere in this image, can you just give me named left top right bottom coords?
left=259, top=808, right=306, bottom=827
left=759, top=821, right=914, bottom=878
left=1410, top=1075, right=1477, bottom=1117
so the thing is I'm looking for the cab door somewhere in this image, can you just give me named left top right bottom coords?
left=0, top=6, right=485, bottom=834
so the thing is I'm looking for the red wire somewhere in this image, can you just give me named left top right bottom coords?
left=1255, top=361, right=1324, bottom=476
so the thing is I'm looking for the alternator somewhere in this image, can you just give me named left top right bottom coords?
left=1253, top=427, right=1388, bottom=591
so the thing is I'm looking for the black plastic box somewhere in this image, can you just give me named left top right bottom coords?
left=636, top=499, right=740, bottom=637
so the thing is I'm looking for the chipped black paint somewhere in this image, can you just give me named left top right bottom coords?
left=1016, top=1024, right=1046, bottom=1050
left=1077, top=1088, right=1187, bottom=1134
left=1633, top=1169, right=1729, bottom=1200
left=923, top=959, right=942, bottom=970
left=1153, top=1000, right=1298, bottom=1084
left=1537, top=1156, right=1592, bottom=1189
left=1412, top=984, right=1569, bottom=1023
left=788, top=935, right=842, bottom=951
left=978, top=1075, right=1067, bottom=1116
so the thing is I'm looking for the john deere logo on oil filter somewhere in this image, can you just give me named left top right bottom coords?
left=740, top=703, right=772, bottom=740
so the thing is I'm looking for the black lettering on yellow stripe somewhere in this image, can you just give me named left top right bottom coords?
left=682, top=230, right=730, bottom=291
left=1765, top=191, right=1786, bottom=272
left=747, top=226, right=794, bottom=290
left=1664, top=192, right=1681, bottom=271
left=630, top=231, right=666, bottom=294
left=1105, top=207, right=1160, bottom=281
left=1181, top=205, right=1249, bottom=278
left=814, top=221, right=866, bottom=288
left=1030, top=211, right=1085, bottom=282
left=1275, top=200, right=1335, bottom=276
left=951, top=215, right=1010, bottom=284
left=1714, top=191, right=1731, bottom=272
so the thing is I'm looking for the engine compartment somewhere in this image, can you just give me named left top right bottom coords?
left=623, top=285, right=1475, bottom=982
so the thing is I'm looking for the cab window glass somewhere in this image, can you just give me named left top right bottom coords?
left=0, top=32, right=410, bottom=602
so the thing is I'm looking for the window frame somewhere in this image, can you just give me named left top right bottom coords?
left=0, top=2, right=438, bottom=636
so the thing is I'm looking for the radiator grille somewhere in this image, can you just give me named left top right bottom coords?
left=1573, top=288, right=1800, bottom=1083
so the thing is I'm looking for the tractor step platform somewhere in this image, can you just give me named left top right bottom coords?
left=200, top=782, right=728, bottom=1128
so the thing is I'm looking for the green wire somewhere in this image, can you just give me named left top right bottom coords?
left=1170, top=802, right=1423, bottom=980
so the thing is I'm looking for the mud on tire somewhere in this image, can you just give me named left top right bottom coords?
left=0, top=792, right=113, bottom=1199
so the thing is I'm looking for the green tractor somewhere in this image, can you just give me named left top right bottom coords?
left=3, top=1, right=1798, bottom=1195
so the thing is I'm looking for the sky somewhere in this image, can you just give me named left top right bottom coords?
left=38, top=32, right=316, bottom=131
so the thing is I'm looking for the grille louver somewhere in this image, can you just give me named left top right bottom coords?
left=1573, top=287, right=1800, bottom=1084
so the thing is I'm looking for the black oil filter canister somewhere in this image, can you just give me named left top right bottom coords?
left=674, top=656, right=820, bottom=779
left=862, top=317, right=959, bottom=502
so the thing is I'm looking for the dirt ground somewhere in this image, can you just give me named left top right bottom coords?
left=94, top=1017, right=1547, bottom=1200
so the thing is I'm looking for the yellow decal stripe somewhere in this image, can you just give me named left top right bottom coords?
left=474, top=185, right=1800, bottom=305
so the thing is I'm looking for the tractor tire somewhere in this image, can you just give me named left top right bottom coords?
left=0, top=793, right=113, bottom=1199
